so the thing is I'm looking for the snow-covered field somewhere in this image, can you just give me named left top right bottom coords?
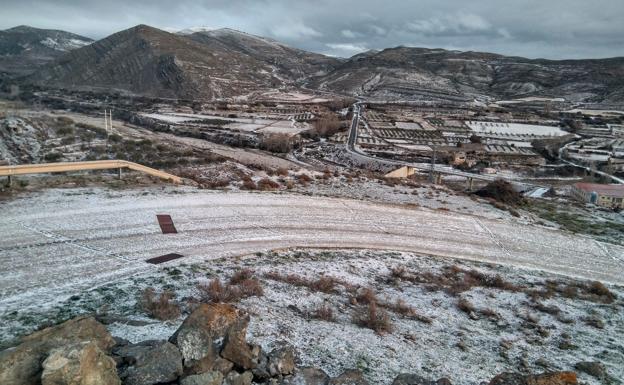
left=2, top=249, right=621, bottom=384
left=466, top=122, right=568, bottom=137
left=1, top=187, right=622, bottom=318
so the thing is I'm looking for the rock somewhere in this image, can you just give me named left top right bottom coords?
left=267, top=342, right=296, bottom=377
left=282, top=367, right=330, bottom=385
left=220, top=318, right=258, bottom=370
left=574, top=362, right=606, bottom=379
left=170, top=303, right=247, bottom=372
left=213, top=357, right=235, bottom=375
left=488, top=372, right=577, bottom=385
left=113, top=340, right=182, bottom=385
left=330, top=369, right=369, bottom=385
left=0, top=316, right=115, bottom=385
left=40, top=341, right=120, bottom=385
left=392, top=374, right=451, bottom=385
left=224, top=370, right=253, bottom=385
left=252, top=349, right=271, bottom=382
left=181, top=371, right=224, bottom=385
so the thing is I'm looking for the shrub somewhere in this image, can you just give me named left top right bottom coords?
left=310, top=276, right=337, bottom=293
left=276, top=167, right=289, bottom=177
left=588, top=281, right=615, bottom=301
left=297, top=173, right=312, bottom=184
left=356, top=287, right=377, bottom=304
left=44, top=152, right=63, bottom=162
left=476, top=179, right=524, bottom=206
left=199, top=274, right=263, bottom=303
left=241, top=179, right=257, bottom=190
left=311, top=303, right=335, bottom=322
left=457, top=298, right=475, bottom=314
left=230, top=268, right=254, bottom=285
left=264, top=272, right=338, bottom=293
left=354, top=302, right=393, bottom=334
left=260, top=133, right=293, bottom=153
left=257, top=178, right=280, bottom=191
left=140, top=288, right=180, bottom=320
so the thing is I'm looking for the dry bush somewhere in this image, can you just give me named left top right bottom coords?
left=230, top=268, right=254, bottom=285
left=276, top=167, right=289, bottom=177
left=264, top=271, right=338, bottom=294
left=241, top=179, right=257, bottom=190
left=354, top=302, right=393, bottom=334
left=311, top=276, right=337, bottom=293
left=198, top=275, right=263, bottom=303
left=587, top=281, right=616, bottom=302
left=239, top=278, right=264, bottom=297
left=356, top=287, right=378, bottom=305
left=140, top=288, right=180, bottom=321
left=297, top=173, right=312, bottom=184
left=457, top=298, right=475, bottom=314
left=311, top=303, right=335, bottom=322
left=257, top=178, right=280, bottom=191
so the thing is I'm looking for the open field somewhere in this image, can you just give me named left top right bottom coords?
left=1, top=187, right=622, bottom=317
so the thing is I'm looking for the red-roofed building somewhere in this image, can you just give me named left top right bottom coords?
left=571, top=183, right=624, bottom=208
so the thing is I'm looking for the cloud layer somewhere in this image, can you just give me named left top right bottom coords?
left=1, top=0, right=622, bottom=59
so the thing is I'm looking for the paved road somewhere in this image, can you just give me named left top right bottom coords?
left=1, top=188, right=622, bottom=312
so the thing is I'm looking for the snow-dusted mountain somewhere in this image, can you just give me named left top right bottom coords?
left=0, top=25, right=93, bottom=77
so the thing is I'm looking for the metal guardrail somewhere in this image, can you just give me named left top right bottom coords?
left=0, top=160, right=182, bottom=184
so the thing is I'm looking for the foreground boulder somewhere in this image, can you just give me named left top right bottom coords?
left=41, top=341, right=120, bottom=385
left=180, top=371, right=224, bottom=385
left=0, top=316, right=116, bottom=385
left=113, top=340, right=183, bottom=385
left=170, top=303, right=249, bottom=374
left=574, top=362, right=606, bottom=379
left=488, top=372, right=577, bottom=385
left=267, top=342, right=297, bottom=377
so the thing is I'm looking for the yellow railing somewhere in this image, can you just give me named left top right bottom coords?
left=0, top=160, right=182, bottom=184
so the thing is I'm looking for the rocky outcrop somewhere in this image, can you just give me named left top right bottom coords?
left=113, top=340, right=183, bottom=385
left=0, top=316, right=115, bottom=385
left=0, top=306, right=585, bottom=385
left=41, top=341, right=120, bottom=385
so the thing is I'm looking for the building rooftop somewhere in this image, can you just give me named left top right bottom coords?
left=574, top=183, right=624, bottom=198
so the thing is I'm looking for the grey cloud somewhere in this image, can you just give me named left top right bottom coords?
left=1, top=0, right=622, bottom=59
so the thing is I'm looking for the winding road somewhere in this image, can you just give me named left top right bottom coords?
left=1, top=188, right=622, bottom=313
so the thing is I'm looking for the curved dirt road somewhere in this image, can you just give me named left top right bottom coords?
left=1, top=188, right=622, bottom=311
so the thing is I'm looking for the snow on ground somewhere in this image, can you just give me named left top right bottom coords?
left=1, top=186, right=622, bottom=322
left=2, top=249, right=621, bottom=385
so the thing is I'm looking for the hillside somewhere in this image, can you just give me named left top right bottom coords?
left=27, top=25, right=341, bottom=100
left=187, top=28, right=341, bottom=81
left=309, top=47, right=624, bottom=103
left=20, top=25, right=624, bottom=103
left=0, top=25, right=92, bottom=77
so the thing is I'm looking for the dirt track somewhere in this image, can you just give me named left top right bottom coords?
left=1, top=188, right=622, bottom=312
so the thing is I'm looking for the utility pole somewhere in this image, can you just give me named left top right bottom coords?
left=429, top=145, right=437, bottom=183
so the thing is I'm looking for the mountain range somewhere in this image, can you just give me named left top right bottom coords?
left=0, top=25, right=92, bottom=78
left=2, top=24, right=623, bottom=103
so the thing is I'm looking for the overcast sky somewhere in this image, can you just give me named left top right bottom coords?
left=2, top=0, right=623, bottom=59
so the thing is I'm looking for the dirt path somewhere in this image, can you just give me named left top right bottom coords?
left=1, top=187, right=622, bottom=313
